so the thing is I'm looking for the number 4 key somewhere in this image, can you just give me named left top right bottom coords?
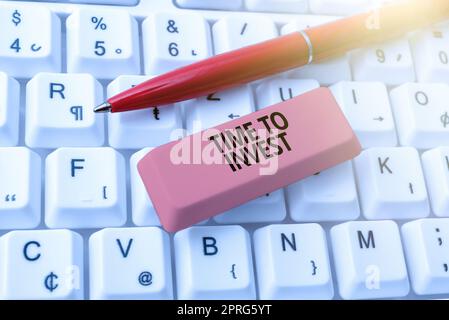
left=0, top=4, right=61, bottom=78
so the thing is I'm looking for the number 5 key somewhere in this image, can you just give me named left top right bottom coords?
left=66, top=8, right=140, bottom=79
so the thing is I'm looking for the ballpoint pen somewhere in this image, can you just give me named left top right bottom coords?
left=94, top=0, right=449, bottom=114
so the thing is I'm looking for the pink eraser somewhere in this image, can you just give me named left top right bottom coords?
left=138, top=87, right=361, bottom=232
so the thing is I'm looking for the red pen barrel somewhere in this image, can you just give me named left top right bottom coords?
left=108, top=33, right=310, bottom=112
left=308, top=0, right=449, bottom=62
left=107, top=0, right=449, bottom=113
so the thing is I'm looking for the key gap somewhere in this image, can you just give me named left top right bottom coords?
left=168, top=232, right=178, bottom=300
left=135, top=15, right=145, bottom=76
left=60, top=14, right=68, bottom=74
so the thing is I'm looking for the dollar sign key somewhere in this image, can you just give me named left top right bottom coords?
left=441, top=112, right=449, bottom=128
left=11, top=10, right=22, bottom=27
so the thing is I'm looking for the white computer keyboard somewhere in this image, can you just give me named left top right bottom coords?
left=0, top=0, right=449, bottom=300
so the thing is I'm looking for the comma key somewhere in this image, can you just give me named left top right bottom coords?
left=402, top=219, right=449, bottom=295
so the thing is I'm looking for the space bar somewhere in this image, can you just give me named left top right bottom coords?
left=15, top=0, right=140, bottom=6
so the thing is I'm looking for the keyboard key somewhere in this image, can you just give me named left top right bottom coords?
left=354, top=147, right=429, bottom=220
left=422, top=147, right=449, bottom=217
left=286, top=161, right=360, bottom=222
left=214, top=189, right=286, bottom=224
left=174, top=226, right=256, bottom=299
left=45, top=147, right=127, bottom=229
left=212, top=16, right=278, bottom=54
left=108, top=75, right=183, bottom=148
left=66, top=8, right=140, bottom=79
left=89, top=227, right=173, bottom=299
left=130, top=148, right=161, bottom=226
left=131, top=147, right=208, bottom=226
left=402, top=218, right=449, bottom=295
left=142, top=12, right=212, bottom=74
left=175, top=0, right=242, bottom=10
left=0, top=229, right=83, bottom=299
left=0, top=4, right=61, bottom=78
left=281, top=14, right=342, bottom=30
left=245, top=0, right=308, bottom=13
left=255, top=78, right=320, bottom=109
left=0, top=147, right=41, bottom=229
left=309, top=0, right=376, bottom=15
left=330, top=81, right=397, bottom=148
left=25, top=72, right=104, bottom=148
left=281, top=18, right=351, bottom=85
left=254, top=223, right=333, bottom=299
left=0, top=72, right=20, bottom=146
left=331, top=220, right=409, bottom=299
left=390, top=83, right=449, bottom=149
left=185, top=85, right=254, bottom=134
left=351, top=38, right=415, bottom=86
left=412, top=27, right=449, bottom=83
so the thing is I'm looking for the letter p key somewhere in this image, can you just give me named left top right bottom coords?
left=70, top=106, right=83, bottom=121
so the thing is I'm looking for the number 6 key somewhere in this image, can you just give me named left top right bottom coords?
left=142, top=12, right=212, bottom=74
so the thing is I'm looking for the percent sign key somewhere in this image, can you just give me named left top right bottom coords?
left=90, top=16, right=123, bottom=56
left=91, top=16, right=107, bottom=30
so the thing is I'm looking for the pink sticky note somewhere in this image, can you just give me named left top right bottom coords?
left=138, top=87, right=361, bottom=232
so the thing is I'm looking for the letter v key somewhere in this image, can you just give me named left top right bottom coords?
left=116, top=238, right=133, bottom=258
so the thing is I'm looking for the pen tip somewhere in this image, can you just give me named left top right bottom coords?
left=94, top=102, right=112, bottom=113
